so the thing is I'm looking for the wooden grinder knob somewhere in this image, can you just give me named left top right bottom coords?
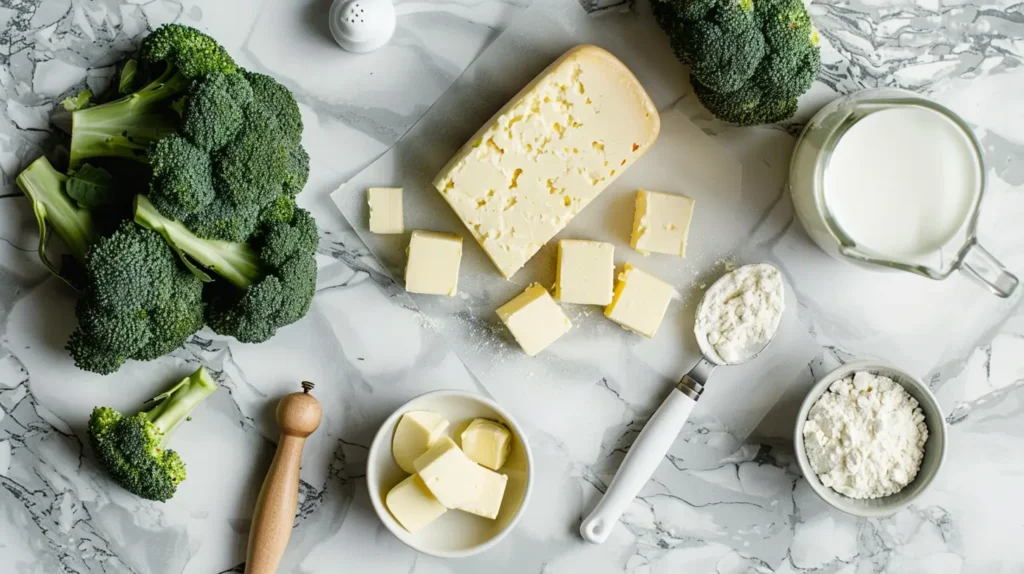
left=245, top=382, right=322, bottom=574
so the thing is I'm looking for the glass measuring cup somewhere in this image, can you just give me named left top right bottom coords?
left=789, top=88, right=1018, bottom=297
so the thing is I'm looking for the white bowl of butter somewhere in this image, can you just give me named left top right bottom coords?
left=366, top=390, right=534, bottom=557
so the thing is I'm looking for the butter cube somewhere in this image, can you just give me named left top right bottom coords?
left=413, top=436, right=476, bottom=508
left=392, top=410, right=449, bottom=473
left=496, top=284, right=572, bottom=356
left=405, top=230, right=463, bottom=296
left=368, top=187, right=404, bottom=234
left=555, top=240, right=614, bottom=305
left=385, top=474, right=447, bottom=533
left=630, top=189, right=695, bottom=257
left=456, top=463, right=508, bottom=519
left=605, top=264, right=674, bottom=338
left=433, top=45, right=660, bottom=279
left=460, top=419, right=512, bottom=471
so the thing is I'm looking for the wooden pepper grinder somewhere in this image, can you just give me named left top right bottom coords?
left=245, top=381, right=322, bottom=574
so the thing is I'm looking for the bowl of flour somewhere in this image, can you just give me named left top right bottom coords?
left=794, top=361, right=946, bottom=516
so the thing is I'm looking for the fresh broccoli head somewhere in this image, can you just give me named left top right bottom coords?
left=66, top=221, right=205, bottom=374
left=146, top=70, right=309, bottom=243
left=88, top=366, right=219, bottom=501
left=134, top=196, right=318, bottom=343
left=653, top=0, right=820, bottom=125
left=68, top=24, right=237, bottom=167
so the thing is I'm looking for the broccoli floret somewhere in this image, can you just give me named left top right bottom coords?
left=134, top=196, right=318, bottom=343
left=15, top=156, right=96, bottom=276
left=244, top=71, right=303, bottom=145
left=181, top=72, right=253, bottom=151
left=149, top=135, right=215, bottom=219
left=66, top=221, right=205, bottom=374
left=88, top=366, right=219, bottom=501
left=69, top=24, right=236, bottom=167
left=653, top=0, right=820, bottom=125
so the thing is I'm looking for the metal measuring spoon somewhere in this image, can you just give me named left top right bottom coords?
left=580, top=264, right=784, bottom=544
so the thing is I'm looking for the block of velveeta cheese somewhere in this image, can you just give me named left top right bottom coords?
left=605, top=263, right=674, bottom=338
left=555, top=239, right=614, bottom=305
left=433, top=45, right=660, bottom=278
left=367, top=187, right=404, bottom=234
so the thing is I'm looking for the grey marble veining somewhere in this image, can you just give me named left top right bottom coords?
left=1, top=0, right=1023, bottom=572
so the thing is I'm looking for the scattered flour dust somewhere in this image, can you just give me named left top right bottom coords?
left=803, top=371, right=929, bottom=499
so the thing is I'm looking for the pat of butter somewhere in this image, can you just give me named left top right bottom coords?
left=367, top=187, right=404, bottom=234
left=405, top=230, right=463, bottom=296
left=413, top=436, right=508, bottom=519
left=605, top=263, right=674, bottom=338
left=630, top=189, right=695, bottom=257
left=496, top=283, right=572, bottom=356
left=460, top=418, right=512, bottom=471
left=385, top=474, right=447, bottom=533
left=556, top=239, right=614, bottom=305
left=433, top=45, right=660, bottom=279
left=392, top=410, right=449, bottom=473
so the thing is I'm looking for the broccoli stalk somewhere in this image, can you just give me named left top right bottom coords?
left=134, top=194, right=262, bottom=289
left=15, top=156, right=96, bottom=274
left=89, top=366, right=219, bottom=501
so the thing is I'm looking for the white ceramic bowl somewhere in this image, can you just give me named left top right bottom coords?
left=794, top=361, right=947, bottom=517
left=366, top=390, right=533, bottom=557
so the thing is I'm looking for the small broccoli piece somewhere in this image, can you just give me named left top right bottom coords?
left=69, top=24, right=236, bottom=167
left=62, top=90, right=94, bottom=112
left=283, top=145, right=310, bottom=196
left=258, top=196, right=297, bottom=228
left=653, top=0, right=820, bottom=125
left=88, top=366, right=219, bottom=501
left=66, top=221, right=205, bottom=374
left=15, top=156, right=96, bottom=276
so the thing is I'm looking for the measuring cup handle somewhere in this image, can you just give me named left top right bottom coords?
left=580, top=388, right=697, bottom=544
left=959, top=239, right=1018, bottom=298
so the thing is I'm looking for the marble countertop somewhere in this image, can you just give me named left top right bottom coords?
left=2, top=0, right=1023, bottom=572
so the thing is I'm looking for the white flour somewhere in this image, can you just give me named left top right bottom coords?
left=694, top=263, right=784, bottom=364
left=803, top=371, right=929, bottom=499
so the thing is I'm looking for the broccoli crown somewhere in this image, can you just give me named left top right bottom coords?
left=147, top=70, right=309, bottom=243
left=204, top=208, right=319, bottom=343
left=88, top=367, right=218, bottom=501
left=140, top=24, right=238, bottom=79
left=67, top=221, right=204, bottom=375
left=653, top=0, right=820, bottom=125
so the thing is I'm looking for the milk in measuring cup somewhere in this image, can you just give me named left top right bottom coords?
left=823, top=106, right=980, bottom=258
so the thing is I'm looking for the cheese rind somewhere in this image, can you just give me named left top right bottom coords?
left=605, top=264, right=674, bottom=338
left=496, top=284, right=572, bottom=356
left=405, top=230, right=463, bottom=296
left=385, top=474, right=447, bottom=533
left=368, top=187, right=404, bottom=234
left=630, top=189, right=695, bottom=257
left=392, top=410, right=449, bottom=473
left=460, top=418, right=512, bottom=471
left=433, top=45, right=660, bottom=278
left=556, top=240, right=614, bottom=305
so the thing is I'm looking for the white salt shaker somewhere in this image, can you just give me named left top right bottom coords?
left=329, top=0, right=396, bottom=53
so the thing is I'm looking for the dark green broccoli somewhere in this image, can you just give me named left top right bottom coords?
left=68, top=24, right=237, bottom=167
left=652, top=0, right=820, bottom=125
left=135, top=196, right=318, bottom=343
left=88, top=366, right=219, bottom=501
left=15, top=156, right=96, bottom=276
left=145, top=69, right=308, bottom=243
left=66, top=220, right=205, bottom=374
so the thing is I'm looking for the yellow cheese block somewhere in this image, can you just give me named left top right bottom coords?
left=405, top=230, right=463, bottom=296
left=496, top=284, right=572, bottom=356
left=630, top=189, right=695, bottom=257
left=433, top=45, right=660, bottom=279
left=605, top=263, right=674, bottom=338
left=460, top=418, right=512, bottom=471
left=392, top=410, right=449, bottom=473
left=368, top=187, right=404, bottom=234
left=555, top=239, right=614, bottom=305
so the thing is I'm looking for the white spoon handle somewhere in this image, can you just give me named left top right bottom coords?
left=579, top=388, right=697, bottom=544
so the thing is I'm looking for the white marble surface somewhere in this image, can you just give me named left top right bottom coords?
left=1, top=0, right=1023, bottom=573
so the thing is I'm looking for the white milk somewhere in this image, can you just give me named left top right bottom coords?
left=824, top=106, right=980, bottom=258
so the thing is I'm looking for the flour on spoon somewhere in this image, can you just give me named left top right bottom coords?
left=694, top=264, right=785, bottom=365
